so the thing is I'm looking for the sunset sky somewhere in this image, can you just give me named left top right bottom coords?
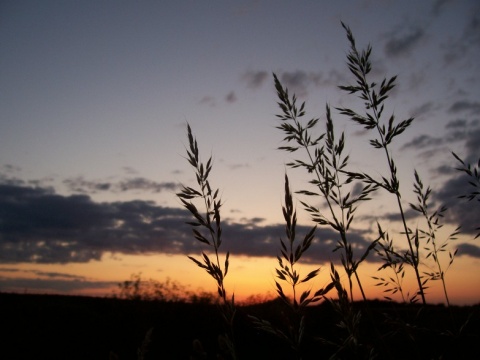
left=1, top=0, right=479, bottom=305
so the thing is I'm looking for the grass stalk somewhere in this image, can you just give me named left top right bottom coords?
left=274, top=76, right=379, bottom=303
left=336, top=22, right=426, bottom=304
left=177, top=123, right=236, bottom=359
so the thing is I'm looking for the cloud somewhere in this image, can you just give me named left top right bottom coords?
left=199, top=96, right=216, bottom=107
left=409, top=102, right=435, bottom=120
left=117, top=178, right=179, bottom=193
left=63, top=176, right=179, bottom=194
left=1, top=164, right=21, bottom=174
left=401, top=113, right=479, bottom=152
left=433, top=172, right=480, bottom=237
left=430, top=125, right=480, bottom=233
left=242, top=69, right=345, bottom=97
left=464, top=128, right=480, bottom=161
left=63, top=177, right=111, bottom=193
left=0, top=267, right=116, bottom=293
left=0, top=182, right=381, bottom=265
left=384, top=26, right=425, bottom=58
left=401, top=134, right=443, bottom=150
left=0, top=267, right=88, bottom=280
left=225, top=91, right=237, bottom=103
left=0, top=276, right=116, bottom=293
left=122, top=166, right=139, bottom=175
left=359, top=207, right=420, bottom=225
left=278, top=70, right=329, bottom=97
left=242, top=70, right=269, bottom=89
left=445, top=119, right=468, bottom=129
left=457, top=243, right=480, bottom=258
left=431, top=0, right=453, bottom=16
left=448, top=101, right=480, bottom=115
left=280, top=70, right=310, bottom=95
left=227, top=163, right=250, bottom=170
left=443, top=12, right=480, bottom=64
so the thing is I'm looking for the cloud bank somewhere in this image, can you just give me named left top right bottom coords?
left=0, top=179, right=478, bottom=266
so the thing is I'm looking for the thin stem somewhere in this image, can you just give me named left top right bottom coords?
left=361, top=52, right=426, bottom=305
left=303, top=123, right=366, bottom=302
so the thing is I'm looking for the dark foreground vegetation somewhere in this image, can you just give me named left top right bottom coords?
left=172, top=22, right=480, bottom=360
left=1, top=292, right=479, bottom=359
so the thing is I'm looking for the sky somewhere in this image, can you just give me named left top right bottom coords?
left=1, top=0, right=479, bottom=305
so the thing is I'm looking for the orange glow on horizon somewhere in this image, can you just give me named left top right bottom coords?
left=1, top=252, right=478, bottom=305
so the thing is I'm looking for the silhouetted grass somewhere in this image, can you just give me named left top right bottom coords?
left=176, top=23, right=479, bottom=359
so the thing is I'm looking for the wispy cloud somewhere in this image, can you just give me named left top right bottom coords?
left=225, top=91, right=237, bottom=103
left=384, top=26, right=425, bottom=58
left=0, top=276, right=116, bottom=293
left=63, top=176, right=179, bottom=194
left=401, top=134, right=443, bottom=150
left=443, top=11, right=480, bottom=65
left=445, top=119, right=468, bottom=129
left=401, top=111, right=479, bottom=152
left=242, top=69, right=345, bottom=97
left=199, top=95, right=216, bottom=107
left=448, top=100, right=480, bottom=115
left=278, top=70, right=346, bottom=97
left=431, top=0, right=454, bottom=16
left=227, top=163, right=250, bottom=170
left=242, top=70, right=269, bottom=89
left=409, top=101, right=435, bottom=120
left=433, top=172, right=480, bottom=236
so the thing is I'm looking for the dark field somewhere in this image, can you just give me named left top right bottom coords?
left=1, top=292, right=479, bottom=359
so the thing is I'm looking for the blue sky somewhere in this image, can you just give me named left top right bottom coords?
left=0, top=0, right=479, bottom=303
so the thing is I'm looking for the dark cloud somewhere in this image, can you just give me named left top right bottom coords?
left=457, top=243, right=480, bottom=258
left=239, top=217, right=266, bottom=225
left=446, top=119, right=468, bottom=129
left=401, top=114, right=479, bottom=152
left=280, top=70, right=309, bottom=95
left=448, top=101, right=480, bottom=115
left=0, top=182, right=380, bottom=265
left=1, top=164, right=21, bottom=173
left=360, top=207, right=420, bottom=225
left=401, top=134, right=443, bottom=150
left=465, top=12, right=480, bottom=48
left=384, top=26, right=425, bottom=58
left=0, top=276, right=116, bottom=293
left=443, top=12, right=480, bottom=64
left=0, top=267, right=88, bottom=280
left=432, top=125, right=480, bottom=218
left=278, top=70, right=336, bottom=97
left=0, top=268, right=115, bottom=293
left=431, top=0, right=453, bottom=16
left=222, top=222, right=374, bottom=265
left=63, top=176, right=179, bottom=194
left=225, top=91, right=237, bottom=103
left=409, top=101, right=435, bottom=120
left=434, top=164, right=456, bottom=176
left=357, top=193, right=480, bottom=260
left=117, top=178, right=179, bottom=193
left=0, top=183, right=185, bottom=263
left=464, top=128, right=480, bottom=161
left=242, top=70, right=269, bottom=89
left=433, top=173, right=480, bottom=237
left=242, top=69, right=345, bottom=97
left=63, top=177, right=111, bottom=193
